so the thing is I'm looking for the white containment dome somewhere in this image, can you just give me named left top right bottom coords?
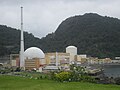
left=24, top=47, right=45, bottom=59
left=66, top=46, right=77, bottom=55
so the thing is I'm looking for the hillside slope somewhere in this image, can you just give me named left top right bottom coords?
left=1, top=13, right=120, bottom=59
left=41, top=13, right=120, bottom=58
left=0, top=25, right=41, bottom=56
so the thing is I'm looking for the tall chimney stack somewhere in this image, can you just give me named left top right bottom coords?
left=20, top=7, right=24, bottom=68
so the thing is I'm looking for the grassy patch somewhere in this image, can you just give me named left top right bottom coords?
left=0, top=75, right=120, bottom=90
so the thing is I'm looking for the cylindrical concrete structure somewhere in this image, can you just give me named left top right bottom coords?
left=66, top=46, right=77, bottom=62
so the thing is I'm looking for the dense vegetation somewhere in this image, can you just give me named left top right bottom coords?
left=1, top=13, right=120, bottom=59
left=0, top=25, right=41, bottom=56
left=0, top=75, right=120, bottom=90
left=51, top=65, right=96, bottom=83
left=42, top=13, right=120, bottom=59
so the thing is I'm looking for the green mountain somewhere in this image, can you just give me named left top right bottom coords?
left=41, top=13, right=120, bottom=59
left=0, top=25, right=41, bottom=56
left=1, top=13, right=120, bottom=59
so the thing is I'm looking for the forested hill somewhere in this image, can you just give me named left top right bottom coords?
left=41, top=13, right=120, bottom=59
left=0, top=25, right=41, bottom=56
left=1, top=13, right=120, bottom=59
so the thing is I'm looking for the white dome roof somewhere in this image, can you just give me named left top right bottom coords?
left=66, top=46, right=77, bottom=49
left=66, top=46, right=77, bottom=55
left=24, top=47, right=45, bottom=59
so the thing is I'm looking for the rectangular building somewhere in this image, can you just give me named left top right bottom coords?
left=25, top=58, right=40, bottom=70
left=45, top=52, right=70, bottom=65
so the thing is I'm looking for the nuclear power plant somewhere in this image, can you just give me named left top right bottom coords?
left=10, top=45, right=112, bottom=72
left=9, top=7, right=112, bottom=72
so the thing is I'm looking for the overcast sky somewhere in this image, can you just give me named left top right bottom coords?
left=0, top=0, right=120, bottom=38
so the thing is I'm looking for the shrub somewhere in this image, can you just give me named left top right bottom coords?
left=69, top=65, right=86, bottom=81
left=50, top=65, right=97, bottom=83
left=55, top=71, right=71, bottom=82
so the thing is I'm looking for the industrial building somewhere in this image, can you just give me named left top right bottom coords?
left=10, top=45, right=112, bottom=71
left=10, top=54, right=20, bottom=67
left=8, top=7, right=112, bottom=72
left=66, top=46, right=77, bottom=62
left=45, top=52, right=70, bottom=70
left=45, top=52, right=70, bottom=65
left=25, top=58, right=40, bottom=70
left=24, top=47, right=45, bottom=70
left=87, top=57, right=112, bottom=64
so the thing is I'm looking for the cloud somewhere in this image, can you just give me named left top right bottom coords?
left=0, top=0, right=120, bottom=38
